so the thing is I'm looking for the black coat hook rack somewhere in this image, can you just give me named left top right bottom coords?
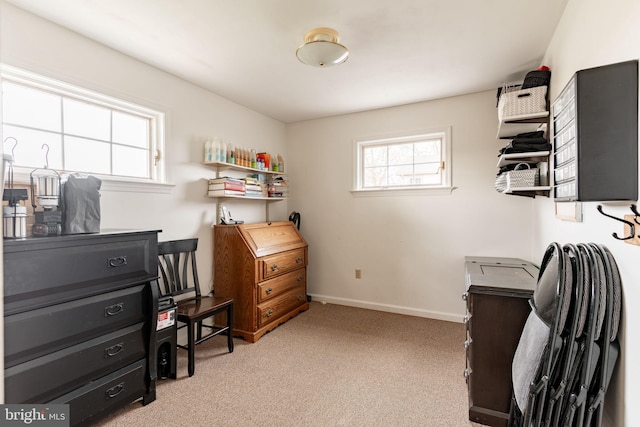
left=629, top=204, right=640, bottom=225
left=596, top=204, right=636, bottom=240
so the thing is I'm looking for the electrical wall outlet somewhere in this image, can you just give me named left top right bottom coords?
left=355, top=269, right=362, bottom=279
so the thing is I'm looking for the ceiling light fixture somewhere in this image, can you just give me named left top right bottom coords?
left=296, top=27, right=349, bottom=67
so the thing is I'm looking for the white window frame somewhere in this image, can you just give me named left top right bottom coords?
left=351, top=127, right=453, bottom=196
left=1, top=64, right=171, bottom=193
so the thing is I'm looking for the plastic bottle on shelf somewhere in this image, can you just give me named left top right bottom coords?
left=277, top=154, right=284, bottom=172
left=204, top=139, right=212, bottom=162
left=220, top=139, right=227, bottom=164
left=226, top=141, right=233, bottom=163
left=251, top=149, right=257, bottom=169
left=213, top=137, right=221, bottom=162
left=264, top=153, right=271, bottom=171
left=228, top=142, right=235, bottom=164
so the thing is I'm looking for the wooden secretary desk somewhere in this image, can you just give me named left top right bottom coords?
left=213, top=221, right=309, bottom=343
left=463, top=257, right=538, bottom=426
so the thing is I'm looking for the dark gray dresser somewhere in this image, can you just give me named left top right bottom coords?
left=463, top=257, right=538, bottom=426
left=3, top=230, right=160, bottom=426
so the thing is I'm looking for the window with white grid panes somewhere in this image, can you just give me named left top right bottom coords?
left=1, top=65, right=164, bottom=183
left=354, top=128, right=451, bottom=191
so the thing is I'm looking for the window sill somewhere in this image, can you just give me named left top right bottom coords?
left=350, top=186, right=456, bottom=197
left=101, top=178, right=174, bottom=194
left=6, top=169, right=174, bottom=194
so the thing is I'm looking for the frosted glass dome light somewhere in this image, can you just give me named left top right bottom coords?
left=296, top=27, right=349, bottom=67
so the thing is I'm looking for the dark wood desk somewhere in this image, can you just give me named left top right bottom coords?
left=463, top=257, right=538, bottom=426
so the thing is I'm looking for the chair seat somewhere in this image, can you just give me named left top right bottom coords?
left=176, top=295, right=233, bottom=322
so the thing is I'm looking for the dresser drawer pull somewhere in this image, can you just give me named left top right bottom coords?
left=463, top=339, right=472, bottom=350
left=271, top=264, right=278, bottom=271
left=463, top=314, right=472, bottom=325
left=297, top=275, right=303, bottom=282
left=108, top=256, right=128, bottom=268
left=105, top=382, right=125, bottom=399
left=105, top=303, right=124, bottom=316
left=461, top=292, right=468, bottom=301
left=266, top=287, right=273, bottom=295
left=266, top=309, right=274, bottom=317
left=105, top=342, right=124, bottom=358
left=295, top=257, right=302, bottom=264
left=297, top=294, right=304, bottom=301
left=463, top=368, right=472, bottom=381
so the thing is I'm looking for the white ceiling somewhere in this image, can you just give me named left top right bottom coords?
left=5, top=0, right=568, bottom=123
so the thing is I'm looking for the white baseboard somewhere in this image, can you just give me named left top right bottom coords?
left=307, top=293, right=465, bottom=323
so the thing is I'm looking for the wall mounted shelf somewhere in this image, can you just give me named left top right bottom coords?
left=497, top=111, right=549, bottom=139
left=203, top=161, right=287, bottom=223
left=495, top=93, right=551, bottom=198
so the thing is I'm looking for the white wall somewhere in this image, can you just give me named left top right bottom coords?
left=534, top=0, right=640, bottom=425
left=2, top=0, right=635, bottom=424
left=286, top=91, right=536, bottom=321
left=0, top=1, right=289, bottom=293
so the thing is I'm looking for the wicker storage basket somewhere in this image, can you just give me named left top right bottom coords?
left=495, top=173, right=507, bottom=193
left=506, top=163, right=539, bottom=191
left=498, top=86, right=548, bottom=122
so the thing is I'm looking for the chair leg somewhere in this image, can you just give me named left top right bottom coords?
left=227, top=304, right=234, bottom=353
left=187, top=321, right=195, bottom=377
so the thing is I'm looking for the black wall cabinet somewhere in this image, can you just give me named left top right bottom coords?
left=553, top=60, right=638, bottom=202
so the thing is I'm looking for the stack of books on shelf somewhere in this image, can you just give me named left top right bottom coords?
left=207, top=177, right=245, bottom=197
left=268, top=176, right=288, bottom=198
left=244, top=176, right=266, bottom=198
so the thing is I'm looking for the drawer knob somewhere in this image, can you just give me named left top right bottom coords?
left=266, top=287, right=273, bottom=295
left=295, top=257, right=302, bottom=263
left=461, top=292, right=468, bottom=301
left=463, top=314, right=472, bottom=325
left=108, top=256, right=128, bottom=268
left=463, top=339, right=472, bottom=350
left=106, top=382, right=125, bottom=399
left=297, top=294, right=303, bottom=301
left=271, top=264, right=278, bottom=271
left=297, top=275, right=303, bottom=282
left=105, top=342, right=124, bottom=358
left=105, top=302, right=124, bottom=317
left=266, top=309, right=274, bottom=317
left=463, top=368, right=472, bottom=381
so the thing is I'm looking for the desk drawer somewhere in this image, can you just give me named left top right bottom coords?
left=5, top=284, right=148, bottom=367
left=259, top=248, right=306, bottom=280
left=3, top=232, right=157, bottom=315
left=5, top=322, right=146, bottom=403
left=49, top=359, right=147, bottom=426
left=258, top=268, right=305, bottom=303
left=257, top=284, right=306, bottom=328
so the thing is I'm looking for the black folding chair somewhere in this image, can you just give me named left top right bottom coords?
left=583, top=244, right=622, bottom=427
left=510, top=243, right=572, bottom=427
left=543, top=243, right=588, bottom=427
left=561, top=243, right=605, bottom=427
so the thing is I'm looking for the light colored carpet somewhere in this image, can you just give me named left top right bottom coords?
left=95, top=301, right=479, bottom=427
